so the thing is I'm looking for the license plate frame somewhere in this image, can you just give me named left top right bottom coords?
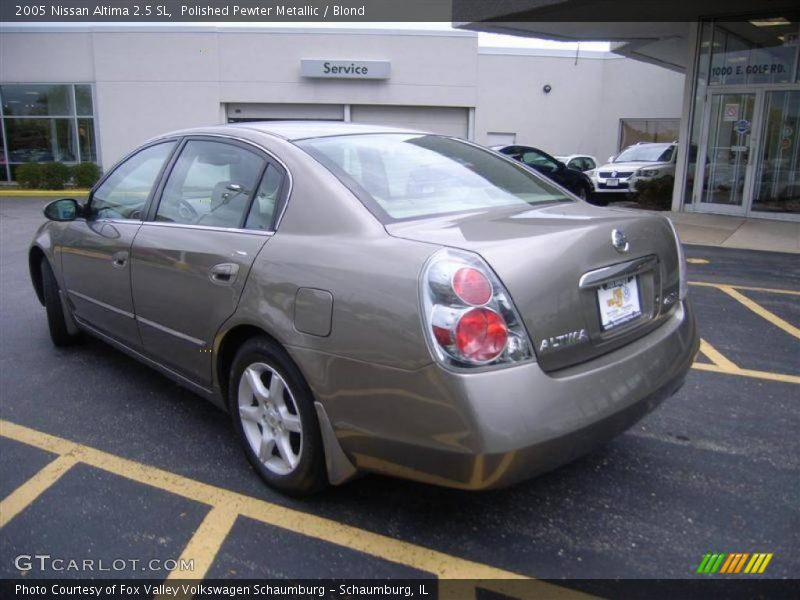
left=597, top=276, right=642, bottom=331
left=605, top=177, right=619, bottom=187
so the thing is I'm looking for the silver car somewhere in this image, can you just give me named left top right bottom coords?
left=29, top=122, right=699, bottom=495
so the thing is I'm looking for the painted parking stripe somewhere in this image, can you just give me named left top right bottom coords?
left=0, top=454, right=78, bottom=528
left=717, top=285, right=800, bottom=341
left=689, top=282, right=800, bottom=296
left=162, top=505, right=239, bottom=584
left=693, top=339, right=800, bottom=385
left=0, top=420, right=592, bottom=599
left=698, top=339, right=739, bottom=370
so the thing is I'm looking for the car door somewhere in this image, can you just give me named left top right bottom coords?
left=60, top=140, right=178, bottom=347
left=131, top=137, right=286, bottom=386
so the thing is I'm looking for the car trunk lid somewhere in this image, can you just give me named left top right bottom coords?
left=387, top=202, right=681, bottom=372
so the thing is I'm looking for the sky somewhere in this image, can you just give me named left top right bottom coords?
left=235, top=22, right=612, bottom=51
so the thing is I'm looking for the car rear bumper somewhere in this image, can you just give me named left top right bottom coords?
left=293, top=300, right=698, bottom=490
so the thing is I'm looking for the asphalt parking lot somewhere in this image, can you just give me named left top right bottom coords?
left=0, top=197, right=798, bottom=594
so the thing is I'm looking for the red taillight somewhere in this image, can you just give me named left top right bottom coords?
left=455, top=308, right=508, bottom=362
left=452, top=267, right=492, bottom=306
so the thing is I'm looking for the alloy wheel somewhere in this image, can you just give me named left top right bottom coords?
left=237, top=362, right=303, bottom=475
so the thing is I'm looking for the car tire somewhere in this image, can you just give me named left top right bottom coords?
left=41, top=257, right=81, bottom=347
left=576, top=186, right=589, bottom=201
left=228, top=336, right=328, bottom=495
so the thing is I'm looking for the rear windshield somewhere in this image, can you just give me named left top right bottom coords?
left=296, top=133, right=572, bottom=222
left=615, top=144, right=675, bottom=163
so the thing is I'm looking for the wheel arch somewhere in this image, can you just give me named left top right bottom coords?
left=214, top=323, right=280, bottom=407
left=213, top=321, right=358, bottom=486
left=29, top=245, right=47, bottom=306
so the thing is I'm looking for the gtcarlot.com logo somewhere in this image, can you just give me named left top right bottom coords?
left=696, top=552, right=773, bottom=575
left=14, top=554, right=194, bottom=573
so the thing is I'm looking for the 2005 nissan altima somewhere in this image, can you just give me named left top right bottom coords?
left=30, top=122, right=699, bottom=495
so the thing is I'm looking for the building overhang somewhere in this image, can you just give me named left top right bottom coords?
left=455, top=0, right=800, bottom=72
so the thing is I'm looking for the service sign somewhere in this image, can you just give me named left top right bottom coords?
left=301, top=59, right=390, bottom=80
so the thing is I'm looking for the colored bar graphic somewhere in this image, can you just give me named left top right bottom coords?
left=758, top=554, right=773, bottom=573
left=713, top=554, right=727, bottom=573
left=698, top=552, right=773, bottom=575
left=697, top=553, right=712, bottom=573
left=744, top=554, right=760, bottom=573
left=719, top=554, right=736, bottom=573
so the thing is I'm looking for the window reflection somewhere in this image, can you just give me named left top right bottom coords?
left=5, top=119, right=77, bottom=163
left=619, top=118, right=680, bottom=149
left=753, top=90, right=800, bottom=214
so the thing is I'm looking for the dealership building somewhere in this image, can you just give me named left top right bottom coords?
left=458, top=4, right=800, bottom=221
left=0, top=24, right=683, bottom=185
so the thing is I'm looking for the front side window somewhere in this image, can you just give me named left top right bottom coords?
left=156, top=140, right=265, bottom=228
left=297, top=134, right=570, bottom=222
left=91, top=141, right=176, bottom=220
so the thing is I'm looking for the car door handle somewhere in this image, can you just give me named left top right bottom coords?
left=112, top=251, right=128, bottom=268
left=209, top=263, right=239, bottom=285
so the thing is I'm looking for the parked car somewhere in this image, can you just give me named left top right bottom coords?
left=594, top=142, right=677, bottom=196
left=555, top=154, right=598, bottom=174
left=493, top=145, right=596, bottom=202
left=30, top=122, right=698, bottom=495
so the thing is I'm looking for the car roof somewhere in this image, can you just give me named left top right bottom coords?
left=226, top=120, right=424, bottom=141
left=152, top=121, right=427, bottom=143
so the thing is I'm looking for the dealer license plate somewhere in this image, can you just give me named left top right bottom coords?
left=597, top=276, right=641, bottom=330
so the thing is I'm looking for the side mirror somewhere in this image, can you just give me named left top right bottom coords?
left=608, top=155, right=616, bottom=163
left=43, top=198, right=81, bottom=222
left=556, top=160, right=566, bottom=170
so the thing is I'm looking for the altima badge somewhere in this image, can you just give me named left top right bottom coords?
left=539, top=329, right=588, bottom=352
left=611, top=229, right=629, bottom=253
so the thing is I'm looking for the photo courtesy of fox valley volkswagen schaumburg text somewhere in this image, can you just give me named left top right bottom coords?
left=1, top=1, right=798, bottom=596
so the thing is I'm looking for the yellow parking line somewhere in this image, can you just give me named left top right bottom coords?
left=0, top=454, right=78, bottom=528
left=689, top=281, right=800, bottom=296
left=698, top=339, right=739, bottom=370
left=716, top=285, right=800, bottom=341
left=160, top=507, right=239, bottom=599
left=0, top=420, right=591, bottom=599
left=163, top=505, right=238, bottom=583
left=692, top=363, right=800, bottom=385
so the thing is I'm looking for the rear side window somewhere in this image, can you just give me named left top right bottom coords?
left=297, top=134, right=570, bottom=222
left=156, top=140, right=265, bottom=228
left=91, top=141, right=176, bottom=220
left=244, top=165, right=284, bottom=231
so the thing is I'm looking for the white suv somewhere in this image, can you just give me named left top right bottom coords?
left=593, top=142, right=677, bottom=195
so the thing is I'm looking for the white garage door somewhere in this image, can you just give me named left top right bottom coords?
left=226, top=103, right=344, bottom=122
left=350, top=105, right=468, bottom=138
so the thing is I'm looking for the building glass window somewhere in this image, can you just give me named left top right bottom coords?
left=0, top=84, right=98, bottom=182
left=708, top=20, right=798, bottom=87
left=5, top=118, right=77, bottom=163
left=0, top=125, right=7, bottom=182
left=619, top=118, right=680, bottom=150
left=683, top=21, right=715, bottom=205
left=74, top=85, right=93, bottom=116
left=77, top=119, right=97, bottom=163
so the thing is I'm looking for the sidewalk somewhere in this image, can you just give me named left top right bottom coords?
left=667, top=211, right=800, bottom=254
